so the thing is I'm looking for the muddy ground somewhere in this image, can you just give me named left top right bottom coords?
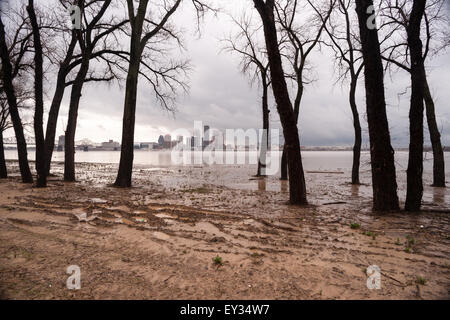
left=0, top=160, right=449, bottom=299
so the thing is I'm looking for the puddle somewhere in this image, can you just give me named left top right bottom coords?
left=90, top=198, right=107, bottom=204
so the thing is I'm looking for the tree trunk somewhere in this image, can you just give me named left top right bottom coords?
left=27, top=0, right=46, bottom=187
left=114, top=0, right=180, bottom=187
left=405, top=0, right=426, bottom=212
left=280, top=144, right=288, bottom=180
left=64, top=57, right=90, bottom=182
left=349, top=78, right=362, bottom=185
left=45, top=36, right=77, bottom=176
left=355, top=0, right=399, bottom=211
left=45, top=78, right=67, bottom=176
left=114, top=0, right=150, bottom=188
left=0, top=131, right=7, bottom=178
left=257, top=77, right=269, bottom=177
left=423, top=74, right=445, bottom=187
left=114, top=51, right=140, bottom=187
left=280, top=72, right=303, bottom=180
left=254, top=0, right=307, bottom=205
left=0, top=17, right=33, bottom=183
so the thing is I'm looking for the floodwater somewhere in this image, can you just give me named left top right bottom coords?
left=4, top=149, right=449, bottom=172
left=4, top=149, right=450, bottom=208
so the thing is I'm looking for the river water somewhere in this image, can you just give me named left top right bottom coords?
left=4, top=149, right=449, bottom=208
left=4, top=149, right=450, bottom=173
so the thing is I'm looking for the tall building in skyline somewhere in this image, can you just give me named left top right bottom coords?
left=163, top=134, right=172, bottom=149
left=204, top=125, right=210, bottom=142
left=57, top=135, right=65, bottom=151
left=158, top=135, right=164, bottom=146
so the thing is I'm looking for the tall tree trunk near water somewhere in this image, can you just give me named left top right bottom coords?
left=378, top=0, right=446, bottom=188
left=280, top=78, right=303, bottom=180
left=0, top=131, right=7, bottom=178
left=257, top=74, right=269, bottom=177
left=349, top=78, right=362, bottom=185
left=355, top=0, right=399, bottom=211
left=64, top=57, right=90, bottom=182
left=45, top=77, right=68, bottom=176
left=45, top=36, right=77, bottom=176
left=320, top=0, right=364, bottom=185
left=114, top=0, right=182, bottom=187
left=27, top=0, right=46, bottom=187
left=114, top=52, right=139, bottom=187
left=276, top=0, right=332, bottom=182
left=253, top=0, right=307, bottom=205
left=423, top=74, right=445, bottom=187
left=0, top=17, right=33, bottom=183
left=113, top=3, right=143, bottom=188
left=62, top=0, right=120, bottom=181
left=280, top=146, right=287, bottom=180
left=405, top=0, right=426, bottom=212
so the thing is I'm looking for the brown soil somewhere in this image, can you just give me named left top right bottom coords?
left=0, top=161, right=449, bottom=299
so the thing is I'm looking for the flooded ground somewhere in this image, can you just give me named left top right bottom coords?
left=0, top=153, right=449, bottom=299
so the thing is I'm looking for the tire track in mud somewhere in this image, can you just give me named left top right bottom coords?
left=1, top=173, right=449, bottom=299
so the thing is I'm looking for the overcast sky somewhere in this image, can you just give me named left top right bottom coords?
left=4, top=0, right=450, bottom=147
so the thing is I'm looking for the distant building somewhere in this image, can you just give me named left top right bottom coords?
left=204, top=125, right=210, bottom=142
left=140, top=142, right=158, bottom=149
left=163, top=134, right=172, bottom=149
left=202, top=125, right=211, bottom=149
left=158, top=135, right=164, bottom=146
left=57, top=135, right=65, bottom=151
left=100, top=140, right=120, bottom=151
left=190, top=136, right=196, bottom=150
left=186, top=137, right=192, bottom=150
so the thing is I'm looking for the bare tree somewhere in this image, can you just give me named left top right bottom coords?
left=0, top=93, right=11, bottom=178
left=318, top=0, right=365, bottom=185
left=42, top=0, right=123, bottom=178
left=44, top=0, right=79, bottom=176
left=355, top=0, right=399, bottom=211
left=379, top=0, right=448, bottom=188
left=0, top=77, right=32, bottom=178
left=63, top=0, right=127, bottom=181
left=403, top=0, right=426, bottom=211
left=223, top=14, right=271, bottom=177
left=0, top=10, right=33, bottom=183
left=114, top=0, right=213, bottom=187
left=26, top=0, right=46, bottom=187
left=275, top=0, right=334, bottom=181
left=253, top=0, right=307, bottom=205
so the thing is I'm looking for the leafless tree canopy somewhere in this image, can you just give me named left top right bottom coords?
left=379, top=0, right=450, bottom=72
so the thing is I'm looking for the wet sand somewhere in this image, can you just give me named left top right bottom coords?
left=0, top=160, right=449, bottom=299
